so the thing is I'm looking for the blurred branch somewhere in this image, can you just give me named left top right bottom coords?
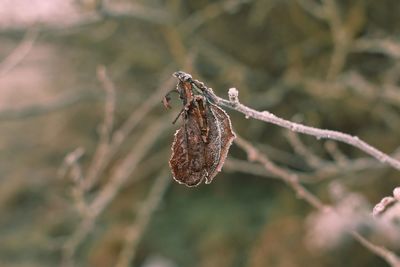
left=296, top=0, right=365, bottom=80
left=295, top=0, right=325, bottom=20
left=224, top=157, right=318, bottom=183
left=82, top=69, right=175, bottom=191
left=295, top=157, right=384, bottom=181
left=324, top=0, right=365, bottom=79
left=60, top=64, right=181, bottom=266
left=351, top=232, right=400, bottom=267
left=180, top=0, right=253, bottom=33
left=0, top=28, right=39, bottom=77
left=285, top=131, right=326, bottom=168
left=226, top=153, right=385, bottom=184
left=290, top=71, right=400, bottom=109
left=324, top=140, right=349, bottom=165
left=0, top=2, right=170, bottom=35
left=58, top=147, right=88, bottom=216
left=212, top=88, right=400, bottom=171
left=83, top=66, right=116, bottom=191
left=0, top=90, right=97, bottom=121
left=115, top=171, right=171, bottom=267
left=234, top=136, right=400, bottom=267
left=97, top=65, right=116, bottom=139
left=61, top=118, right=170, bottom=267
left=96, top=0, right=171, bottom=25
left=352, top=37, right=400, bottom=59
left=235, top=136, right=325, bottom=209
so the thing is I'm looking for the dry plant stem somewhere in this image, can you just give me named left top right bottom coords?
left=235, top=136, right=400, bottom=267
left=0, top=28, right=39, bottom=77
left=97, top=66, right=116, bottom=140
left=235, top=136, right=325, bottom=210
left=285, top=131, right=325, bottom=168
left=96, top=0, right=171, bottom=25
left=180, top=0, right=252, bottom=33
left=61, top=118, right=169, bottom=266
left=214, top=89, right=400, bottom=171
left=352, top=38, right=400, bottom=60
left=82, top=75, right=176, bottom=190
left=309, top=157, right=381, bottom=181
left=59, top=148, right=88, bottom=215
left=115, top=171, right=171, bottom=267
left=84, top=66, right=116, bottom=190
left=323, top=0, right=349, bottom=80
left=324, top=140, right=349, bottom=165
left=226, top=156, right=383, bottom=183
left=0, top=90, right=100, bottom=121
left=351, top=232, right=400, bottom=267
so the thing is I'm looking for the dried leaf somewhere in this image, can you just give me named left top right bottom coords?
left=166, top=71, right=235, bottom=187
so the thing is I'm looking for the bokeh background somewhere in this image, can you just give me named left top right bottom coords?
left=1, top=0, right=400, bottom=266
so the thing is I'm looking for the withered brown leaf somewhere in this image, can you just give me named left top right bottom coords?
left=165, top=71, right=235, bottom=187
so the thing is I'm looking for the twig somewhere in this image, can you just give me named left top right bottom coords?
left=352, top=38, right=400, bottom=59
left=285, top=131, right=326, bottom=168
left=180, top=0, right=252, bottom=33
left=0, top=90, right=97, bottom=121
left=235, top=136, right=325, bottom=210
left=58, top=147, right=88, bottom=217
left=96, top=0, right=171, bottom=25
left=61, top=118, right=170, bottom=266
left=225, top=157, right=322, bottom=183
left=295, top=0, right=325, bottom=20
left=0, top=28, right=39, bottom=77
left=324, top=140, right=349, bottom=165
left=211, top=88, right=400, bottom=171
left=351, top=232, right=400, bottom=267
left=83, top=66, right=116, bottom=190
left=309, top=157, right=382, bottom=181
left=115, top=171, right=171, bottom=267
left=234, top=135, right=400, bottom=267
left=82, top=72, right=175, bottom=190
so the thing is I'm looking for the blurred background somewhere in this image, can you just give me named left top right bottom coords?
left=1, top=0, right=400, bottom=266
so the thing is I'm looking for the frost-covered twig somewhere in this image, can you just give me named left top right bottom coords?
left=211, top=88, right=400, bottom=171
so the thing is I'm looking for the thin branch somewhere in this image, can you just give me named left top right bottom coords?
left=180, top=0, right=252, bottom=33
left=234, top=135, right=400, bottom=267
left=285, top=131, right=326, bottom=168
left=96, top=0, right=171, bottom=25
left=0, top=28, right=39, bottom=77
left=211, top=88, right=400, bottom=171
left=324, top=140, right=349, bottom=165
left=225, top=157, right=321, bottom=183
left=235, top=136, right=325, bottom=210
left=351, top=232, right=400, bottom=267
left=352, top=37, right=400, bottom=59
left=0, top=90, right=97, bottom=121
left=115, top=171, right=171, bottom=267
left=58, top=147, right=88, bottom=216
left=61, top=118, right=170, bottom=266
left=295, top=0, right=326, bottom=20
left=308, top=157, right=382, bottom=181
left=82, top=71, right=175, bottom=190
left=83, top=66, right=116, bottom=190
